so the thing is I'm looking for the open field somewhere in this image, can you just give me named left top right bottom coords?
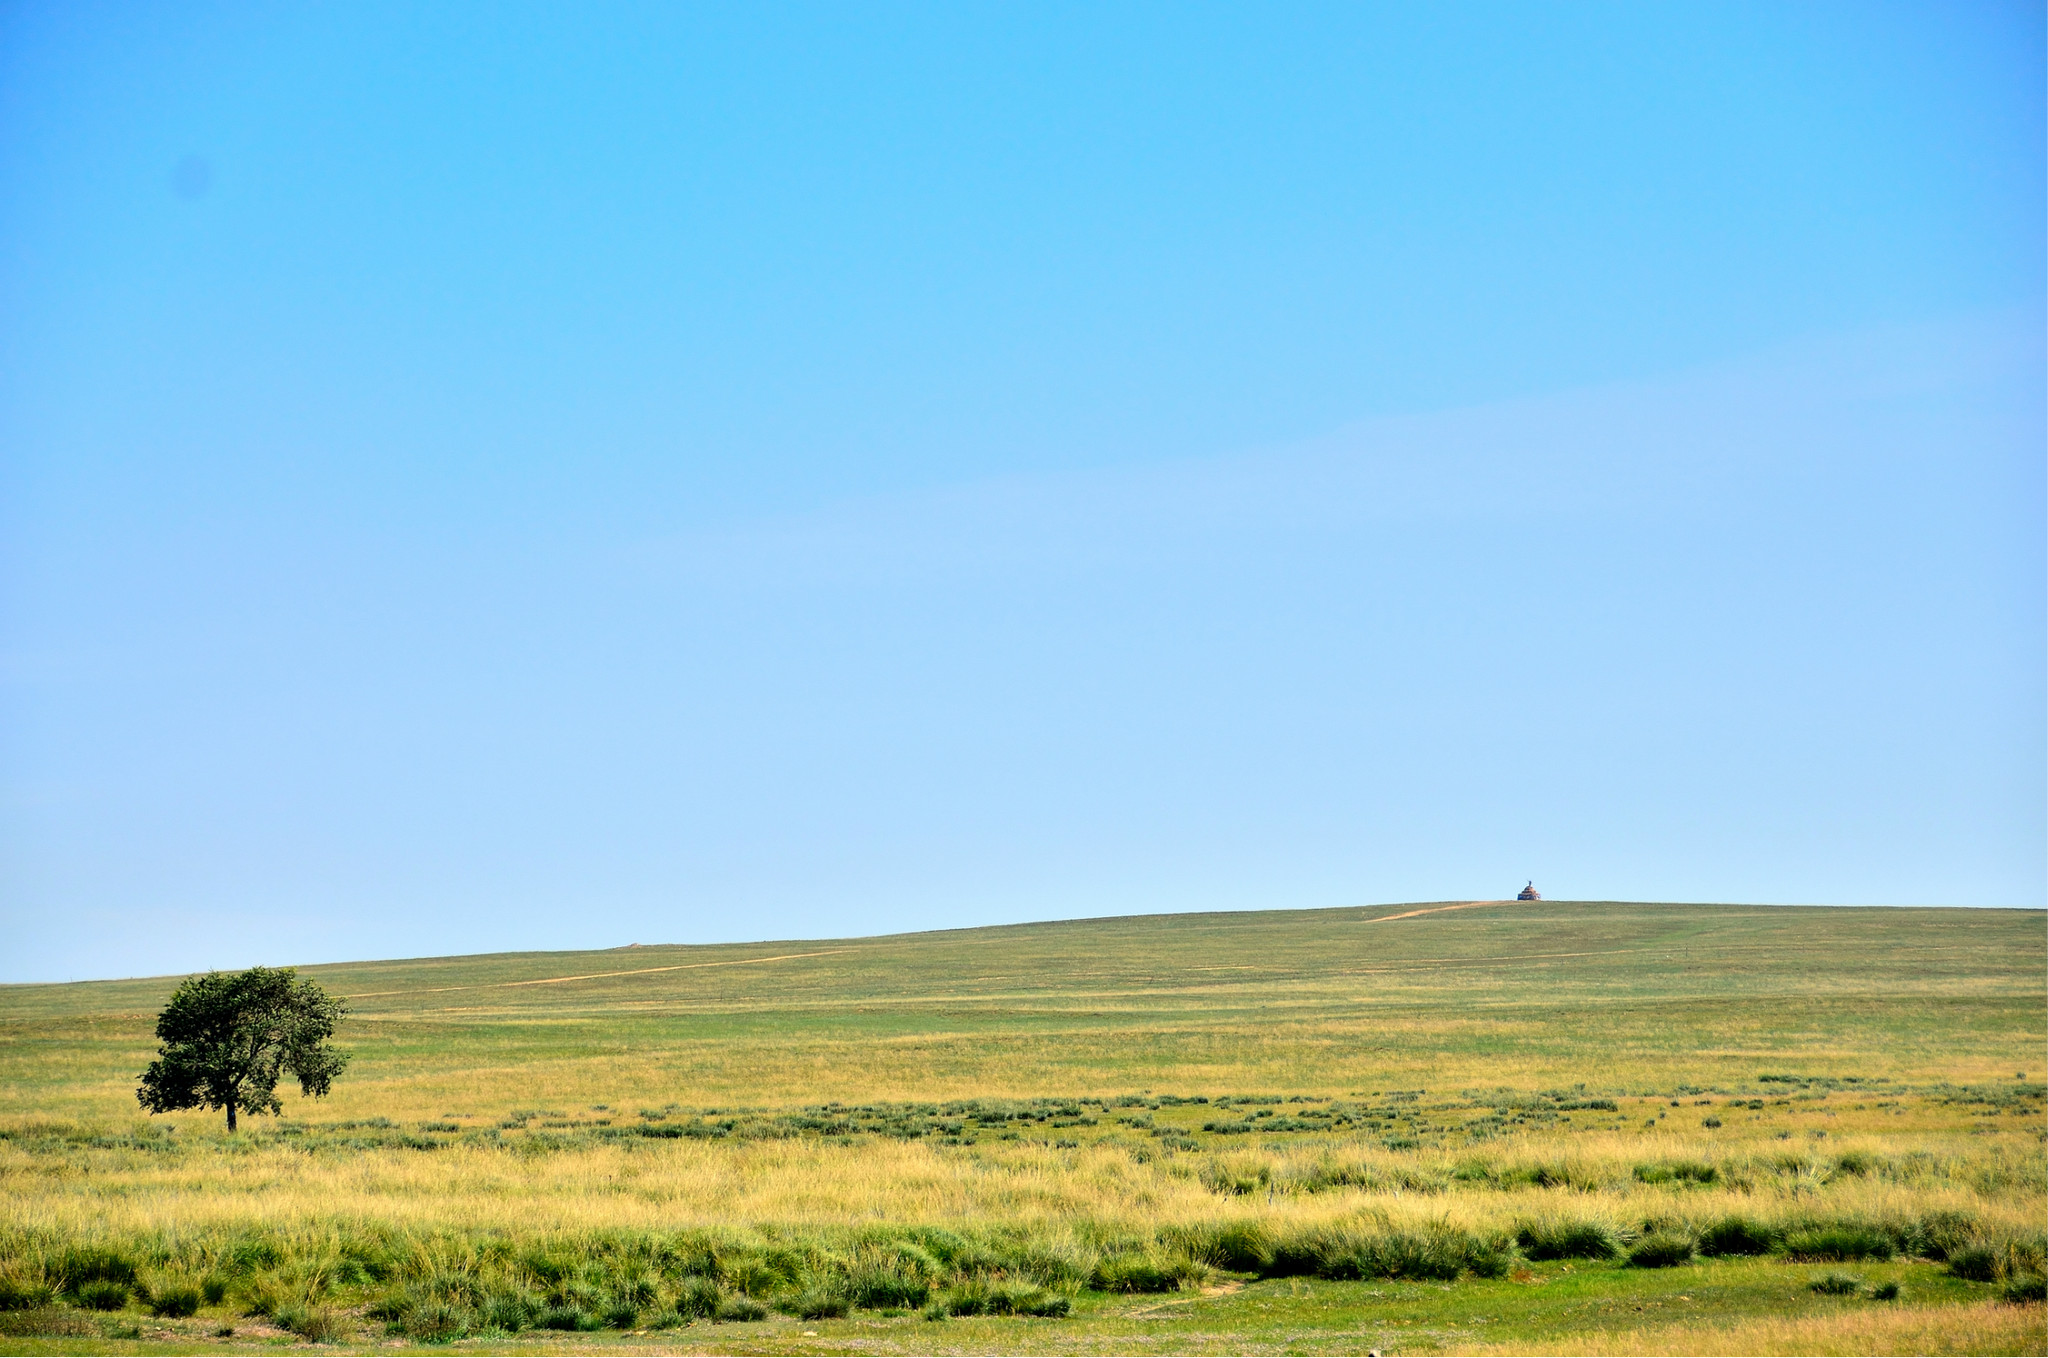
left=1, top=900, right=2043, bottom=1354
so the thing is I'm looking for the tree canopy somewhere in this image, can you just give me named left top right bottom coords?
left=137, top=966, right=348, bottom=1131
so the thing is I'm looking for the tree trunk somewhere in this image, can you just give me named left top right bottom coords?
left=226, top=1097, right=237, bottom=1132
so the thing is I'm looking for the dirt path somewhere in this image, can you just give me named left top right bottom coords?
left=1361, top=899, right=1512, bottom=923
left=342, top=949, right=856, bottom=1000
left=1124, top=1281, right=1245, bottom=1317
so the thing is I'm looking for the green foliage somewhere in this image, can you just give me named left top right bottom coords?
left=1870, top=1280, right=1900, bottom=1300
left=1696, top=1215, right=1778, bottom=1257
left=1782, top=1225, right=1895, bottom=1262
left=275, top=1302, right=344, bottom=1341
left=1808, top=1271, right=1862, bottom=1295
left=147, top=1281, right=202, bottom=1317
left=1169, top=1220, right=1274, bottom=1272
left=1633, top=1160, right=1717, bottom=1185
left=715, top=1294, right=768, bottom=1322
left=73, top=1280, right=129, bottom=1310
left=2002, top=1273, right=2047, bottom=1303
left=842, top=1248, right=934, bottom=1309
left=1515, top=1218, right=1620, bottom=1261
left=537, top=1303, right=600, bottom=1331
left=0, top=1308, right=96, bottom=1338
left=1948, top=1244, right=2002, bottom=1282
left=1262, top=1222, right=1509, bottom=1282
left=1091, top=1254, right=1197, bottom=1293
left=0, top=1277, right=55, bottom=1313
left=674, top=1276, right=723, bottom=1318
left=136, top=967, right=348, bottom=1131
left=1198, top=1158, right=1271, bottom=1195
left=925, top=1278, right=1070, bottom=1318
left=49, top=1246, right=137, bottom=1290
left=1627, top=1234, right=1695, bottom=1268
left=483, top=1292, right=536, bottom=1331
left=1948, top=1237, right=2048, bottom=1287
left=791, top=1289, right=850, bottom=1319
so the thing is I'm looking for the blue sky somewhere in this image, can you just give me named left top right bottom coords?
left=2, top=2, right=2042, bottom=982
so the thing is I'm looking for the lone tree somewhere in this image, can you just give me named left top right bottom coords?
left=137, top=966, right=348, bottom=1131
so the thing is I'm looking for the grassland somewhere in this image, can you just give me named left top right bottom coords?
left=1, top=899, right=2043, bottom=1355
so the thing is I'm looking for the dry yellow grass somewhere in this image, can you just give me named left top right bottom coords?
left=2, top=1121, right=2039, bottom=1242
left=0, top=902, right=2041, bottom=1353
left=1468, top=1299, right=2047, bottom=1356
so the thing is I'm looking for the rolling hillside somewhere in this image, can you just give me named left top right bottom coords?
left=4, top=900, right=2040, bottom=1122
left=0, top=901, right=2041, bottom=1355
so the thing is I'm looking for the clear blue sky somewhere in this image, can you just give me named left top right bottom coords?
left=2, top=2, right=2041, bottom=982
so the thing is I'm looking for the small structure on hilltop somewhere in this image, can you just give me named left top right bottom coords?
left=1517, top=882, right=1541, bottom=901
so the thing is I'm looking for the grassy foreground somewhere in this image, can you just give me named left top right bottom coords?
left=0, top=899, right=2043, bottom=1355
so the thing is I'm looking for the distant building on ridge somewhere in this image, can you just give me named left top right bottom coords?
left=1517, top=882, right=1541, bottom=901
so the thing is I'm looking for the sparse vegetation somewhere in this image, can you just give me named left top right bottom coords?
left=0, top=900, right=2040, bottom=1352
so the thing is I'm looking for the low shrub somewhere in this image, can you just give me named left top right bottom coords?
left=0, top=1308, right=96, bottom=1338
left=925, top=1279, right=1070, bottom=1318
left=2002, top=1274, right=2047, bottom=1304
left=791, top=1289, right=850, bottom=1320
left=675, top=1277, right=724, bottom=1318
left=611, top=1274, right=659, bottom=1309
left=1914, top=1211, right=1978, bottom=1262
left=1634, top=1161, right=1717, bottom=1185
left=50, top=1247, right=138, bottom=1291
left=843, top=1251, right=933, bottom=1309
left=1515, top=1219, right=1620, bottom=1261
left=1696, top=1215, right=1777, bottom=1257
left=239, top=1280, right=282, bottom=1318
left=1783, top=1226, right=1894, bottom=1262
left=537, top=1305, right=600, bottom=1331
left=148, top=1282, right=203, bottom=1318
left=1343, top=1229, right=1473, bottom=1282
left=1808, top=1272, right=1862, bottom=1296
left=1090, top=1255, right=1197, bottom=1293
left=199, top=1277, right=228, bottom=1306
left=1266, top=1223, right=1507, bottom=1281
left=0, top=1278, right=55, bottom=1313
left=483, top=1293, right=536, bottom=1331
left=1870, top=1281, right=1900, bottom=1300
left=1627, top=1234, right=1695, bottom=1268
left=74, top=1280, right=129, bottom=1311
left=1948, top=1245, right=2003, bottom=1282
left=1950, top=1239, right=2048, bottom=1285
left=715, top=1295, right=768, bottom=1322
left=646, top=1308, right=684, bottom=1329
left=1198, top=1159, right=1271, bottom=1195
left=276, top=1304, right=346, bottom=1343
left=1171, top=1220, right=1273, bottom=1272
left=601, top=1299, right=639, bottom=1328
left=1464, top=1238, right=1516, bottom=1280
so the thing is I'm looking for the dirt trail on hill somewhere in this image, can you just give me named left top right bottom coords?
left=1362, top=899, right=1512, bottom=923
left=342, top=948, right=856, bottom=999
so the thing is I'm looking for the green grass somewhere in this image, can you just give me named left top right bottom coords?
left=0, top=899, right=2043, bottom=1355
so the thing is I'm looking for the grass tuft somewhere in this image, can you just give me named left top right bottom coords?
left=146, top=1281, right=202, bottom=1318
left=1781, top=1224, right=1894, bottom=1262
left=1695, top=1215, right=1776, bottom=1257
left=1516, top=1218, right=1620, bottom=1261
left=1626, top=1234, right=1695, bottom=1269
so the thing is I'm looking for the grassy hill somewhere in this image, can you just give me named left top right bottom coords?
left=6, top=899, right=2041, bottom=1119
left=1, top=900, right=2043, bottom=1354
